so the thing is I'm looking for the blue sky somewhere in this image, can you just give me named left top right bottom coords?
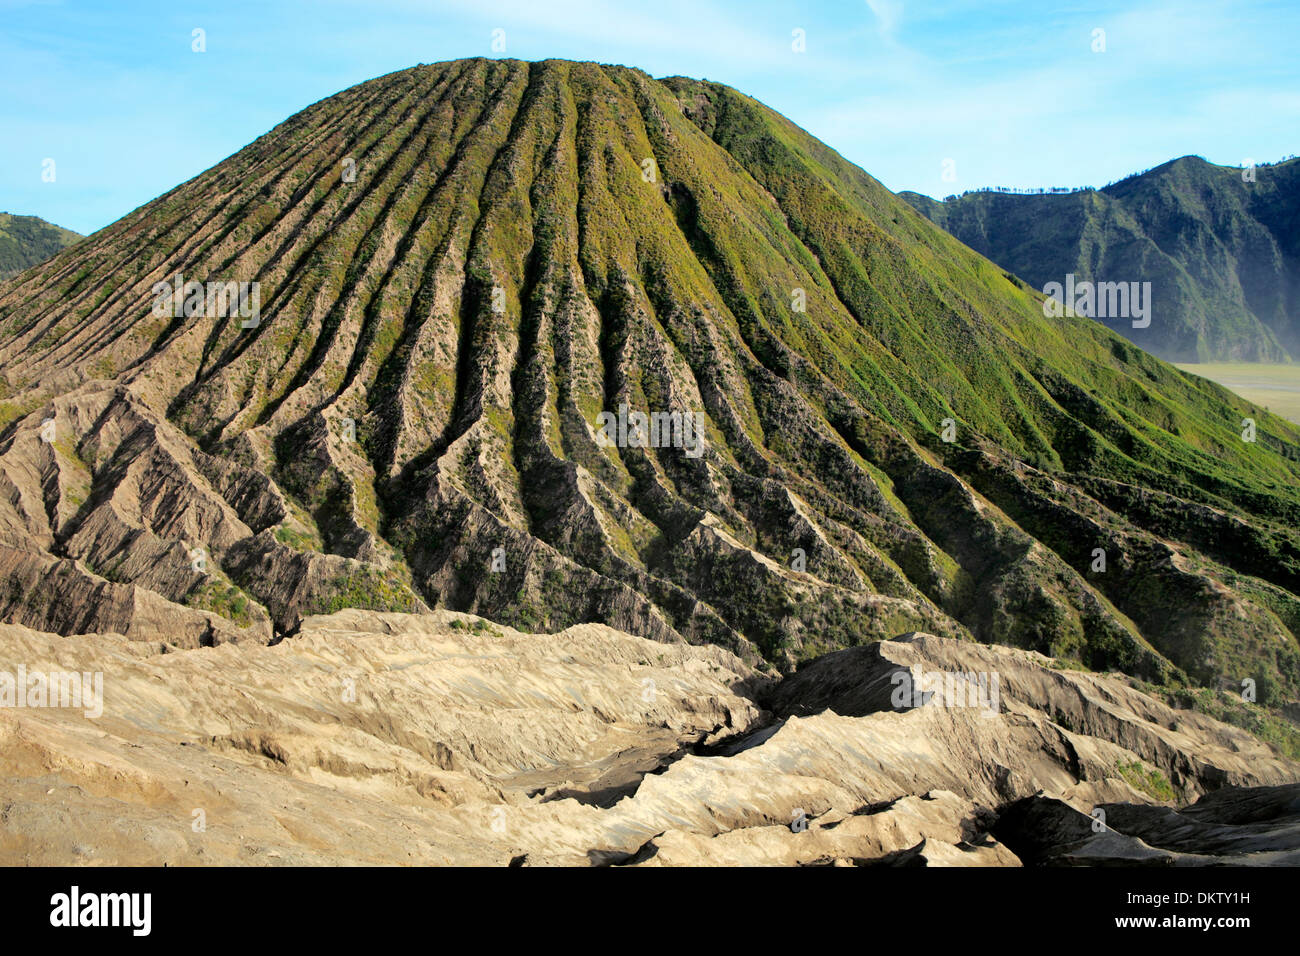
left=3, top=0, right=1297, bottom=236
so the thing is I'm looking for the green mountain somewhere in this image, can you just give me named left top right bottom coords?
left=1, top=59, right=1299, bottom=711
left=902, top=156, right=1300, bottom=362
left=0, top=212, right=81, bottom=281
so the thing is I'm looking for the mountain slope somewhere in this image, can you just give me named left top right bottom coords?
left=2, top=58, right=1300, bottom=708
left=0, top=212, right=81, bottom=281
left=902, top=156, right=1300, bottom=362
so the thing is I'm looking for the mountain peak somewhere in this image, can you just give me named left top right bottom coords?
left=1, top=61, right=1299, bottom=709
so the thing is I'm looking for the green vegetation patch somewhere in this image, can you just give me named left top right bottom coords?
left=1115, top=758, right=1177, bottom=802
left=306, top=565, right=422, bottom=616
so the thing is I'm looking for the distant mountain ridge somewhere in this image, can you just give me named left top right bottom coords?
left=0, top=213, right=81, bottom=281
left=902, top=156, right=1300, bottom=362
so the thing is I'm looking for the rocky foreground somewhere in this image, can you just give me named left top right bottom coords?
left=2, top=610, right=1295, bottom=866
